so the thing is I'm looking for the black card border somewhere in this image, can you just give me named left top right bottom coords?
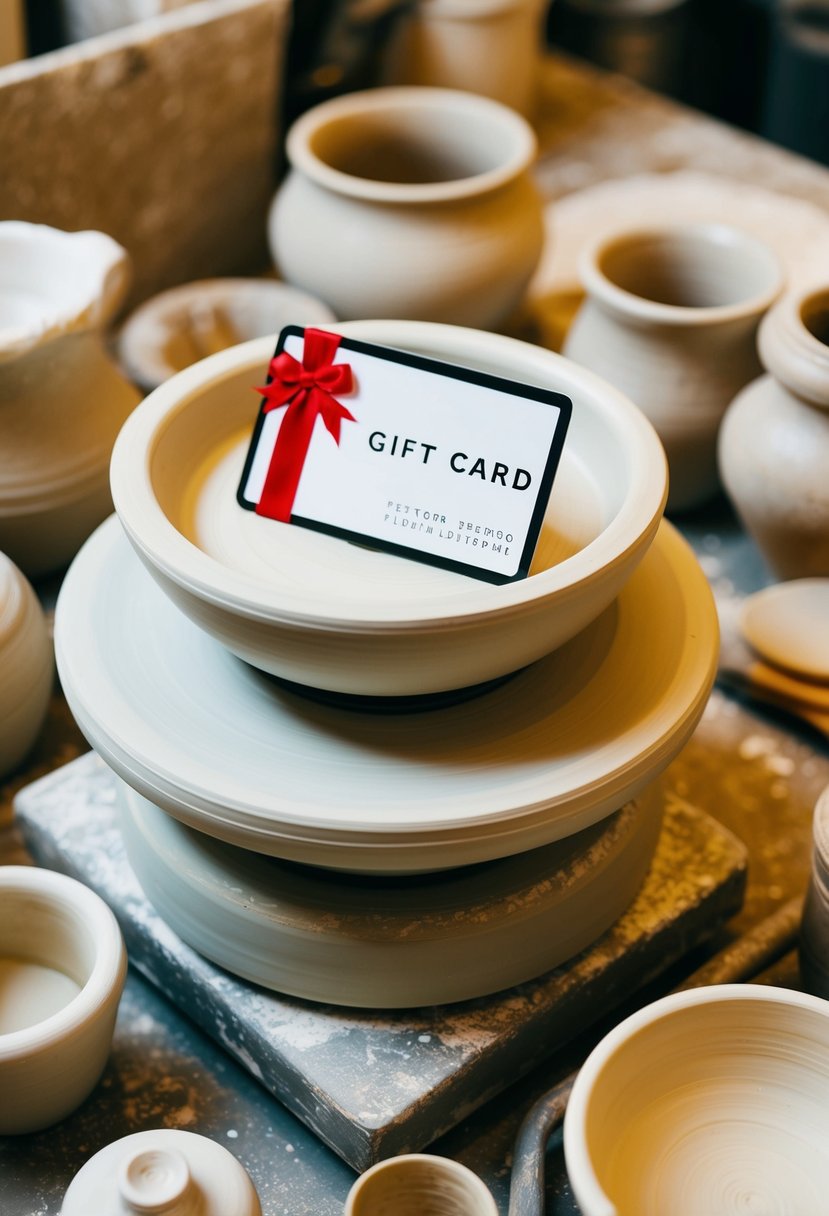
left=236, top=326, right=573, bottom=586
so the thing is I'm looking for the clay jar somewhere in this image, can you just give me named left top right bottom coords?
left=268, top=87, right=544, bottom=329
left=0, top=221, right=141, bottom=576
left=563, top=223, right=783, bottom=511
left=719, top=285, right=829, bottom=578
left=381, top=0, right=547, bottom=116
left=0, top=550, right=52, bottom=778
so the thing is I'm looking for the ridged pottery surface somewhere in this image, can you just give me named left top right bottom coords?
left=381, top=0, right=546, bottom=116
left=345, top=1155, right=498, bottom=1216
left=268, top=88, right=544, bottom=328
left=117, top=277, right=335, bottom=393
left=720, top=286, right=829, bottom=578
left=0, top=222, right=141, bottom=576
left=564, top=985, right=829, bottom=1216
left=61, top=1128, right=261, bottom=1216
left=0, top=551, right=52, bottom=777
left=119, top=780, right=662, bottom=1007
left=564, top=222, right=783, bottom=511
left=800, top=784, right=829, bottom=999
left=109, top=324, right=667, bottom=696
left=0, top=867, right=126, bottom=1135
left=55, top=514, right=717, bottom=872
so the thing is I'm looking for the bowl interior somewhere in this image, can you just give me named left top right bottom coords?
left=148, top=339, right=635, bottom=616
left=0, top=888, right=95, bottom=1034
left=583, top=997, right=829, bottom=1215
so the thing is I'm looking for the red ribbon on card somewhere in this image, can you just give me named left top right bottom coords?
left=254, top=328, right=355, bottom=522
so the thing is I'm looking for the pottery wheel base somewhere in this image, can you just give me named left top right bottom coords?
left=118, top=781, right=663, bottom=1008
left=14, top=753, right=747, bottom=1172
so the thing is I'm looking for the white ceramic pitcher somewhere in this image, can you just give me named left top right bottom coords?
left=0, top=222, right=142, bottom=576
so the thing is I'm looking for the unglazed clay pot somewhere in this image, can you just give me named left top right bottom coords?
left=563, top=222, right=783, bottom=511
left=0, top=222, right=141, bottom=576
left=268, top=88, right=544, bottom=328
left=719, top=285, right=829, bottom=578
left=345, top=1155, right=497, bottom=1216
left=0, top=866, right=126, bottom=1135
left=61, top=1128, right=261, bottom=1216
left=382, top=0, right=546, bottom=116
left=0, top=550, right=52, bottom=778
left=564, top=984, right=829, bottom=1216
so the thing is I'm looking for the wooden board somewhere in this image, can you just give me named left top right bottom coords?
left=15, top=752, right=747, bottom=1171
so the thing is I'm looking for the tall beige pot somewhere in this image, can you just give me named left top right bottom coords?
left=719, top=285, right=829, bottom=579
left=563, top=223, right=783, bottom=511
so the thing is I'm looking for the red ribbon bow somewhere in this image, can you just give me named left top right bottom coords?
left=254, top=328, right=355, bottom=522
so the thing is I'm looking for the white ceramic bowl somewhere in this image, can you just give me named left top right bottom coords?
left=345, top=1155, right=498, bottom=1216
left=0, top=550, right=53, bottom=777
left=110, top=323, right=667, bottom=696
left=117, top=277, right=336, bottom=392
left=564, top=984, right=829, bottom=1216
left=0, top=866, right=127, bottom=1134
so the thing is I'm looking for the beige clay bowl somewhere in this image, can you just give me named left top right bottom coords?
left=0, top=866, right=126, bottom=1135
left=110, top=323, right=667, bottom=696
left=564, top=984, right=829, bottom=1216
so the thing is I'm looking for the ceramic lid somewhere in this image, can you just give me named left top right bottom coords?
left=740, top=580, right=829, bottom=682
left=55, top=515, right=717, bottom=871
left=61, top=1128, right=261, bottom=1216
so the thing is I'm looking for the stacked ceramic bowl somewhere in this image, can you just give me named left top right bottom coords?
left=55, top=322, right=720, bottom=1008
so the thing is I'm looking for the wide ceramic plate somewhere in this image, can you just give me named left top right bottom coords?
left=120, top=781, right=662, bottom=1007
left=55, top=515, right=717, bottom=872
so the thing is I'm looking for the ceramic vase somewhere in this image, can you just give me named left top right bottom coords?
left=563, top=222, right=783, bottom=511
left=719, top=285, right=829, bottom=579
left=382, top=0, right=546, bottom=116
left=0, top=551, right=52, bottom=778
left=0, top=222, right=142, bottom=576
left=268, top=88, right=544, bottom=329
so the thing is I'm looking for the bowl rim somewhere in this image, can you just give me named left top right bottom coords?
left=563, top=983, right=829, bottom=1216
left=0, top=866, right=126, bottom=1062
left=110, top=323, right=668, bottom=633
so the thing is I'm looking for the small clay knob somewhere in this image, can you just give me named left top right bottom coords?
left=117, top=1147, right=193, bottom=1214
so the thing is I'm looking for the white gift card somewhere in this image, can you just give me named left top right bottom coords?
left=238, top=327, right=572, bottom=584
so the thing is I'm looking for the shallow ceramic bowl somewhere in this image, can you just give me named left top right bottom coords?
left=117, top=277, right=336, bottom=393
left=110, top=323, right=667, bottom=696
left=0, top=866, right=126, bottom=1134
left=0, top=551, right=53, bottom=777
left=564, top=984, right=829, bottom=1216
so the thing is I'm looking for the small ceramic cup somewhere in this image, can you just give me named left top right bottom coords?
left=563, top=222, right=783, bottom=511
left=564, top=983, right=829, bottom=1216
left=801, top=783, right=829, bottom=998
left=0, top=866, right=127, bottom=1135
left=345, top=1155, right=498, bottom=1216
left=268, top=87, right=544, bottom=328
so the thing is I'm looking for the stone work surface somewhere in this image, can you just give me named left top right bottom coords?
left=14, top=753, right=745, bottom=1172
left=0, top=0, right=290, bottom=305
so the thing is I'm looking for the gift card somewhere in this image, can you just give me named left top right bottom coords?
left=237, top=327, right=572, bottom=585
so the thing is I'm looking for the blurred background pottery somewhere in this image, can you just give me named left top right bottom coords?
left=0, top=221, right=141, bottom=576
left=564, top=984, right=829, bottom=1216
left=0, top=551, right=52, bottom=779
left=381, top=0, right=547, bottom=116
left=268, top=88, right=544, bottom=328
left=0, top=866, right=126, bottom=1135
left=61, top=1128, right=261, bottom=1216
left=117, top=277, right=336, bottom=393
left=719, top=284, right=829, bottom=579
left=563, top=222, right=783, bottom=512
left=800, top=783, right=829, bottom=1000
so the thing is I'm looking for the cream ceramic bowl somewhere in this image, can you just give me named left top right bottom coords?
left=345, top=1155, right=498, bottom=1216
left=0, top=866, right=127, bottom=1134
left=564, top=984, right=829, bottom=1216
left=110, top=323, right=667, bottom=696
left=0, top=550, right=52, bottom=777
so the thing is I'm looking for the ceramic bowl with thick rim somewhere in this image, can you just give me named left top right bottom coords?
left=55, top=514, right=716, bottom=872
left=345, top=1154, right=498, bottom=1216
left=110, top=323, right=667, bottom=696
left=564, top=984, right=829, bottom=1216
left=119, top=780, right=662, bottom=1007
left=0, top=866, right=127, bottom=1135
